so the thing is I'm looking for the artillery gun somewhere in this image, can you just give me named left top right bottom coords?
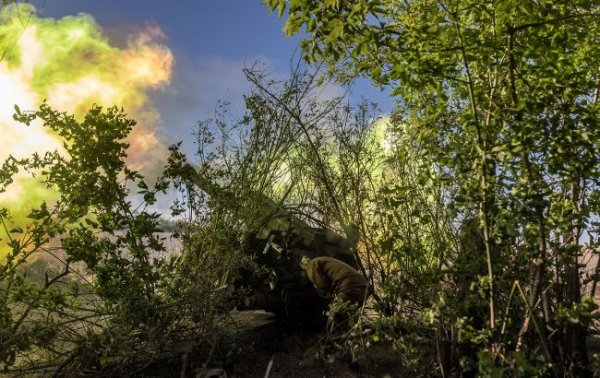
left=186, top=165, right=357, bottom=327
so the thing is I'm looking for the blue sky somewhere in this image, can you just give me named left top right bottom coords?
left=32, top=1, right=393, bottom=154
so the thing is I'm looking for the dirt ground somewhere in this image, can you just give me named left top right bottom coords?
left=216, top=312, right=404, bottom=378
left=137, top=311, right=405, bottom=378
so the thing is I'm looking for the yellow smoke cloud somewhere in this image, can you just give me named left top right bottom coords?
left=0, top=3, right=174, bottom=159
left=0, top=4, right=174, bottom=256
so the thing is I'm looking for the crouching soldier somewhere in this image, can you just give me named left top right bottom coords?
left=301, top=256, right=369, bottom=331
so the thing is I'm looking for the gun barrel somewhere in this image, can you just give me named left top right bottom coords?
left=188, top=165, right=356, bottom=264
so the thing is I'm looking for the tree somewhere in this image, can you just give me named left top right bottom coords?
left=184, top=61, right=458, bottom=369
left=0, top=104, right=240, bottom=375
left=266, top=0, right=600, bottom=375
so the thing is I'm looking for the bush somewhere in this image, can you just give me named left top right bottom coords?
left=0, top=104, right=241, bottom=375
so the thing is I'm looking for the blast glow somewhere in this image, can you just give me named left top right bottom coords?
left=47, top=76, right=119, bottom=110
left=0, top=4, right=174, bottom=255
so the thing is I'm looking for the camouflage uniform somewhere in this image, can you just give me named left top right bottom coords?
left=303, top=256, right=368, bottom=306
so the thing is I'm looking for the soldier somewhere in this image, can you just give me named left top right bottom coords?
left=302, top=256, right=369, bottom=309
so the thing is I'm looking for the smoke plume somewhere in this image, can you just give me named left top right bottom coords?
left=0, top=4, right=174, bottom=256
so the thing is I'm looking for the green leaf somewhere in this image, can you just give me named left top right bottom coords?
left=325, top=18, right=344, bottom=41
left=371, top=65, right=382, bottom=80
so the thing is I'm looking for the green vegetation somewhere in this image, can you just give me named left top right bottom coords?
left=267, top=0, right=600, bottom=375
left=0, top=104, right=241, bottom=374
left=0, top=0, right=599, bottom=376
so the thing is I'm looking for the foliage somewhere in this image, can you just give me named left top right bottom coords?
left=194, top=62, right=445, bottom=309
left=0, top=104, right=240, bottom=375
left=266, top=0, right=600, bottom=374
left=187, top=61, right=459, bottom=371
left=2, top=1, right=598, bottom=371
